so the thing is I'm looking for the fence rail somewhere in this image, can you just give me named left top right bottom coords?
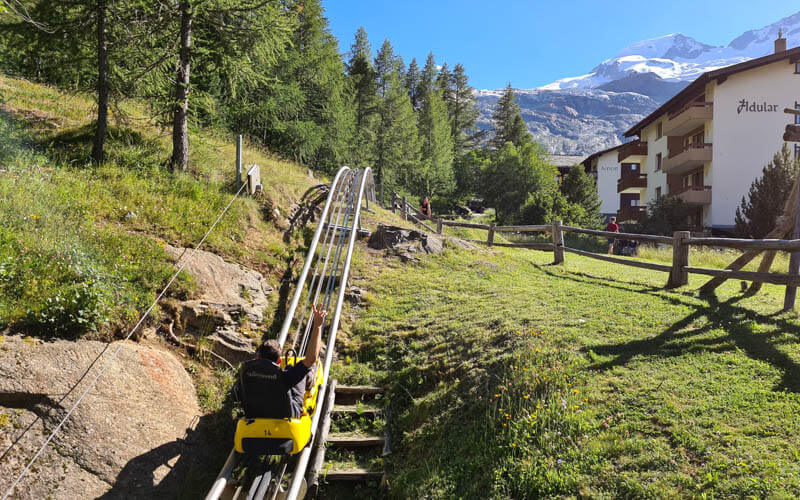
left=389, top=193, right=800, bottom=306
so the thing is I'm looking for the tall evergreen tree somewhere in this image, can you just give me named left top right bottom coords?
left=491, top=83, right=531, bottom=150
left=404, top=57, right=421, bottom=110
left=449, top=63, right=479, bottom=155
left=735, top=144, right=800, bottom=238
left=436, top=62, right=453, bottom=114
left=560, top=164, right=602, bottom=227
left=416, top=52, right=454, bottom=197
left=373, top=39, right=418, bottom=200
left=346, top=26, right=378, bottom=167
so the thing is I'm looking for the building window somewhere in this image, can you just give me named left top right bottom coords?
left=631, top=199, right=640, bottom=206
left=795, top=144, right=800, bottom=160
left=795, top=101, right=800, bottom=125
left=656, top=153, right=662, bottom=171
left=656, top=122, right=663, bottom=140
left=795, top=62, right=800, bottom=74
left=655, top=187, right=662, bottom=198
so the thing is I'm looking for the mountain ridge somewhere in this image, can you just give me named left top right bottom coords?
left=475, top=10, right=800, bottom=156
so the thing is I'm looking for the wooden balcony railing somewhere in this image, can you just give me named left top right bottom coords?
left=668, top=142, right=712, bottom=159
left=617, top=205, right=646, bottom=222
left=668, top=101, right=713, bottom=119
left=617, top=140, right=648, bottom=162
left=617, top=173, right=647, bottom=193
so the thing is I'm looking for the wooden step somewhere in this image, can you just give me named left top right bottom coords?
left=335, top=385, right=383, bottom=395
left=324, top=467, right=383, bottom=481
left=327, top=433, right=385, bottom=448
left=330, top=404, right=381, bottom=417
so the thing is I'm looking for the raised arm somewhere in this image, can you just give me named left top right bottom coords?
left=303, top=304, right=327, bottom=368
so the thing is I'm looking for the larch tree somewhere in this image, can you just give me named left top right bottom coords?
left=373, top=39, right=419, bottom=200
left=404, top=57, right=421, bottom=111
left=449, top=63, right=479, bottom=155
left=491, top=83, right=531, bottom=150
left=416, top=52, right=454, bottom=197
left=346, top=26, right=378, bottom=167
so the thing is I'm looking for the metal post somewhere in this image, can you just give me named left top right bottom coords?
left=235, top=134, right=242, bottom=190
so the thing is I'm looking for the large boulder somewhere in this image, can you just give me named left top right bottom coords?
left=0, top=335, right=201, bottom=499
left=368, top=225, right=444, bottom=262
left=165, top=245, right=273, bottom=363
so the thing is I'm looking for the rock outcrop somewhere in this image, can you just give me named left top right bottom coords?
left=0, top=335, right=201, bottom=499
left=368, top=225, right=444, bottom=262
left=165, top=245, right=272, bottom=363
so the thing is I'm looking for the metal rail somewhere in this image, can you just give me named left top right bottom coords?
left=205, top=167, right=374, bottom=500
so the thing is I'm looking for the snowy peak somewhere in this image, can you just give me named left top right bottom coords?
left=540, top=10, right=800, bottom=91
left=613, top=33, right=713, bottom=61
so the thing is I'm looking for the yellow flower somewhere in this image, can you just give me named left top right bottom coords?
left=523, top=395, right=530, bottom=399
left=535, top=348, right=541, bottom=353
left=573, top=389, right=579, bottom=394
left=511, top=443, right=516, bottom=447
left=494, top=394, right=500, bottom=398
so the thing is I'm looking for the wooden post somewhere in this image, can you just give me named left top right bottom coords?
left=487, top=223, right=496, bottom=247
left=307, top=379, right=337, bottom=496
left=552, top=220, right=564, bottom=264
left=667, top=231, right=690, bottom=288
left=391, top=194, right=396, bottom=214
left=784, top=180, right=800, bottom=310
left=437, top=218, right=443, bottom=235
left=402, top=196, right=407, bottom=221
left=235, top=134, right=242, bottom=190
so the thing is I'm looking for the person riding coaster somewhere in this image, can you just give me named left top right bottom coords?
left=233, top=305, right=327, bottom=456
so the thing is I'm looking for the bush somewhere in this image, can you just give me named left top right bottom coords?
left=640, top=196, right=690, bottom=235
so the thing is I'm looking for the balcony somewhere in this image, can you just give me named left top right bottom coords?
left=671, top=185, right=712, bottom=205
left=663, top=102, right=713, bottom=136
left=663, top=143, right=712, bottom=174
left=617, top=140, right=648, bottom=162
left=617, top=205, right=646, bottom=223
left=617, top=173, right=647, bottom=193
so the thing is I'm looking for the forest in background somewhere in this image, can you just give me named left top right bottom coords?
left=0, top=0, right=601, bottom=227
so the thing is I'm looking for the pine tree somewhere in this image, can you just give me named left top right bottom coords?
left=491, top=83, right=531, bottom=150
left=416, top=52, right=454, bottom=197
left=560, top=164, right=602, bottom=227
left=346, top=26, right=378, bottom=167
left=436, top=62, right=453, bottom=115
left=404, top=57, right=421, bottom=110
left=735, top=144, right=800, bottom=238
left=450, top=63, right=479, bottom=155
left=373, top=39, right=418, bottom=200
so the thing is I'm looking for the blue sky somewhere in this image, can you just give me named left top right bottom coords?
left=323, top=1, right=798, bottom=90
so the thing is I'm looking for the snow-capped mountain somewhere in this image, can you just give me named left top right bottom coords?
left=541, top=12, right=800, bottom=90
left=476, top=11, right=800, bottom=156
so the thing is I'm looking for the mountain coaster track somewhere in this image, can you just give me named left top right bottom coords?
left=205, top=166, right=375, bottom=500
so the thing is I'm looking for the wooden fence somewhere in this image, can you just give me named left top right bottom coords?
left=390, top=194, right=800, bottom=306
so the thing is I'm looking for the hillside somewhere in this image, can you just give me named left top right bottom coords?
left=339, top=237, right=800, bottom=498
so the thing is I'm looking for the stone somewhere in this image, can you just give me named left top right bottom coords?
left=0, top=335, right=201, bottom=499
left=345, top=286, right=367, bottom=306
left=367, top=225, right=445, bottom=262
left=164, top=245, right=273, bottom=363
left=124, top=211, right=138, bottom=221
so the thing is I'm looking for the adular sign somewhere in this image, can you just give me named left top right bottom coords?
left=737, top=99, right=780, bottom=114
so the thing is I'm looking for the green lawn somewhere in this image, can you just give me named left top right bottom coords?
left=335, top=243, right=800, bottom=498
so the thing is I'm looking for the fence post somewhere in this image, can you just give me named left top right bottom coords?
left=437, top=218, right=443, bottom=235
left=487, top=223, right=496, bottom=247
left=391, top=194, right=396, bottom=214
left=783, top=180, right=800, bottom=311
left=667, top=231, right=690, bottom=288
left=402, top=196, right=407, bottom=221
left=235, top=134, right=242, bottom=190
left=552, top=220, right=564, bottom=264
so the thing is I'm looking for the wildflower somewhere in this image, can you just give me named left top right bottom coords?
left=494, top=394, right=500, bottom=398
left=523, top=395, right=529, bottom=399
left=535, top=348, right=541, bottom=353
left=573, top=389, right=578, bottom=394
left=511, top=443, right=516, bottom=447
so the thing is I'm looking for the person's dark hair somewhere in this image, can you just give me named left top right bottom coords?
left=257, top=339, right=281, bottom=362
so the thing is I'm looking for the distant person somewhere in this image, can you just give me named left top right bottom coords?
left=235, top=305, right=327, bottom=419
left=420, top=196, right=432, bottom=218
left=605, top=216, right=620, bottom=255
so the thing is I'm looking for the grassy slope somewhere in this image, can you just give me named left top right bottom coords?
left=0, top=74, right=316, bottom=338
left=336, top=240, right=800, bottom=498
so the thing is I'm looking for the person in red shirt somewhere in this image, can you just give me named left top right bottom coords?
left=605, top=216, right=619, bottom=255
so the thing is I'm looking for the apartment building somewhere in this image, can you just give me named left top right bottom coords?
left=623, top=34, right=800, bottom=232
left=581, top=141, right=648, bottom=221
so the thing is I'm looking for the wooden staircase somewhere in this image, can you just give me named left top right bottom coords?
left=306, top=381, right=387, bottom=496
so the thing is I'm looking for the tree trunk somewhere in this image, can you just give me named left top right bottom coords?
left=91, top=0, right=108, bottom=164
left=170, top=1, right=192, bottom=172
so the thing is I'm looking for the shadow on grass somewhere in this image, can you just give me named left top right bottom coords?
left=531, top=261, right=800, bottom=393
